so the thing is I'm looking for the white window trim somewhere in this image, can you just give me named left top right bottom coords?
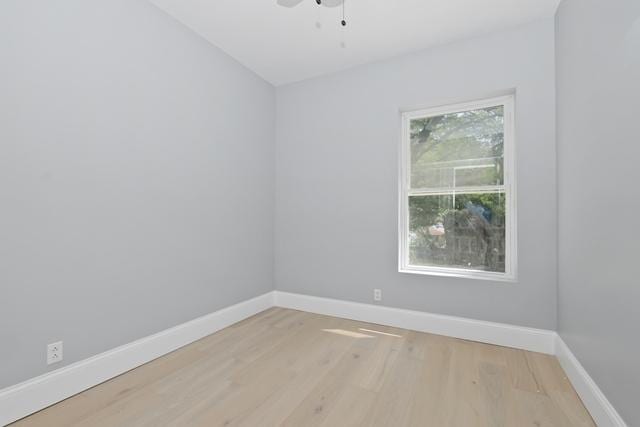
left=398, top=94, right=517, bottom=282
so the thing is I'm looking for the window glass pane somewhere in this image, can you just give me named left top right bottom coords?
left=408, top=192, right=506, bottom=273
left=410, top=106, right=504, bottom=189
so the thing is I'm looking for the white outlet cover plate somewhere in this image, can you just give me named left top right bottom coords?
left=47, top=341, right=63, bottom=365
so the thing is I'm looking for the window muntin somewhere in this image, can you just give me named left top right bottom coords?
left=399, top=96, right=516, bottom=280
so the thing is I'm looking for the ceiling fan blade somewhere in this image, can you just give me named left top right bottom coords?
left=277, top=0, right=304, bottom=7
left=321, top=0, right=343, bottom=7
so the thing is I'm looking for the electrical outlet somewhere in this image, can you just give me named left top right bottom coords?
left=47, top=341, right=63, bottom=365
left=373, top=289, right=382, bottom=302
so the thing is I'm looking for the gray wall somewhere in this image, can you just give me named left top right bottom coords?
left=0, top=0, right=275, bottom=388
left=556, top=0, right=640, bottom=424
left=275, top=20, right=558, bottom=329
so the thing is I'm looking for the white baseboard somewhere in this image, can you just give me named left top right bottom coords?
left=273, top=291, right=556, bottom=355
left=0, top=292, right=274, bottom=426
left=555, top=335, right=628, bottom=427
left=275, top=291, right=630, bottom=425
left=1, top=290, right=626, bottom=427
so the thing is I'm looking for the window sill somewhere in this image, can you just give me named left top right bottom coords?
left=399, top=266, right=517, bottom=283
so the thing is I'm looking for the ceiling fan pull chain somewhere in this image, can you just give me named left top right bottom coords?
left=294, top=0, right=346, bottom=26
left=341, top=0, right=346, bottom=26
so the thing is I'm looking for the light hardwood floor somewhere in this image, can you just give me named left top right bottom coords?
left=12, top=308, right=594, bottom=427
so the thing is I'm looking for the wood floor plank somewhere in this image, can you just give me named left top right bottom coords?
left=11, top=309, right=594, bottom=427
left=407, top=334, right=455, bottom=426
left=506, top=389, right=574, bottom=427
left=319, top=384, right=377, bottom=427
left=281, top=336, right=380, bottom=426
left=360, top=355, right=423, bottom=427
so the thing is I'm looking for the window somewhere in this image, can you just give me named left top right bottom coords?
left=399, top=95, right=516, bottom=281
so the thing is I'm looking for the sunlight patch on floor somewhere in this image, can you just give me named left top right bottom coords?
left=322, top=329, right=374, bottom=339
left=358, top=328, right=403, bottom=338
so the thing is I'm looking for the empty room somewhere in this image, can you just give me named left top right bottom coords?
left=1, top=0, right=638, bottom=425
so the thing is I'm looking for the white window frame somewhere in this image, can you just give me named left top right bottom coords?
left=398, top=94, right=517, bottom=282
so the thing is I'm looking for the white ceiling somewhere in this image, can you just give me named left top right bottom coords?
left=150, top=0, right=560, bottom=86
